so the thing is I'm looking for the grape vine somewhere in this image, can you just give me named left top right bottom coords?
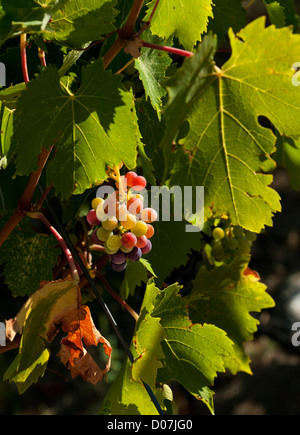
left=0, top=0, right=299, bottom=416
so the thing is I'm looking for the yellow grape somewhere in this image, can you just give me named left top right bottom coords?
left=131, top=220, right=147, bottom=237
left=102, top=215, right=118, bottom=231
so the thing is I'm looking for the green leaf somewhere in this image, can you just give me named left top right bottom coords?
left=151, top=282, right=234, bottom=408
left=13, top=60, right=141, bottom=198
left=263, top=1, right=286, bottom=27
left=186, top=256, right=275, bottom=374
left=0, top=102, right=13, bottom=168
left=274, top=134, right=300, bottom=190
left=0, top=218, right=60, bottom=297
left=4, top=279, right=78, bottom=394
left=207, top=0, right=247, bottom=41
left=145, top=0, right=214, bottom=50
left=166, top=18, right=300, bottom=232
left=46, top=0, right=118, bottom=49
left=135, top=29, right=173, bottom=119
left=120, top=258, right=156, bottom=300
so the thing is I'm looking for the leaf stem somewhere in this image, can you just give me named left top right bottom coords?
left=20, top=33, right=30, bottom=84
left=140, top=40, right=194, bottom=58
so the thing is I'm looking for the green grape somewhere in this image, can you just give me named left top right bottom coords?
left=212, top=227, right=225, bottom=241
left=102, top=215, right=118, bottom=231
left=233, top=226, right=244, bottom=238
left=245, top=230, right=257, bottom=242
left=223, top=237, right=238, bottom=251
left=211, top=242, right=225, bottom=261
left=238, top=236, right=251, bottom=254
left=104, top=243, right=119, bottom=255
left=106, top=234, right=122, bottom=251
left=97, top=227, right=112, bottom=242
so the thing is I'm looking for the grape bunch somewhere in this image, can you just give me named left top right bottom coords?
left=86, top=170, right=157, bottom=272
left=207, top=220, right=257, bottom=264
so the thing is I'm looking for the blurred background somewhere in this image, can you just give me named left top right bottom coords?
left=1, top=0, right=300, bottom=415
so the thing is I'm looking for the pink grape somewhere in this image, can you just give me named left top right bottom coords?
left=136, top=236, right=148, bottom=249
left=141, top=240, right=152, bottom=254
left=121, top=232, right=137, bottom=249
left=87, top=209, right=101, bottom=226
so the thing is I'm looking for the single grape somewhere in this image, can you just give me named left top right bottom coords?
left=233, top=226, right=244, bottom=238
left=87, top=209, right=101, bottom=226
left=96, top=203, right=106, bottom=221
left=120, top=213, right=137, bottom=230
left=111, top=251, right=127, bottom=265
left=106, top=234, right=122, bottom=251
left=127, top=197, right=143, bottom=215
left=132, top=175, right=147, bottom=191
left=136, top=236, right=148, bottom=249
left=128, top=247, right=142, bottom=262
left=245, top=230, right=257, bottom=242
left=141, top=240, right=152, bottom=254
left=212, top=227, right=225, bottom=241
left=91, top=197, right=104, bottom=211
left=120, top=245, right=134, bottom=253
left=104, top=243, right=119, bottom=255
left=223, top=237, right=238, bottom=250
left=238, top=236, right=251, bottom=254
left=125, top=171, right=138, bottom=187
left=111, top=261, right=127, bottom=272
left=140, top=207, right=158, bottom=223
left=121, top=232, right=137, bottom=249
left=90, top=229, right=102, bottom=245
left=131, top=220, right=147, bottom=237
left=101, top=215, right=119, bottom=231
left=211, top=242, right=225, bottom=261
left=97, top=227, right=112, bottom=242
left=146, top=224, right=155, bottom=239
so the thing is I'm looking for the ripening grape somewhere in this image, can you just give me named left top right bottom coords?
left=128, top=247, right=142, bottom=262
left=223, top=237, right=238, bottom=251
left=120, top=213, right=137, bottom=230
left=91, top=197, right=104, bottom=211
left=96, top=203, right=106, bottom=221
left=212, top=227, right=225, bottom=241
left=211, top=242, right=225, bottom=261
left=111, top=251, right=127, bottom=265
left=146, top=224, right=154, bottom=239
left=97, top=227, right=112, bottom=242
left=104, top=243, right=119, bottom=255
left=111, top=261, right=127, bottom=272
left=125, top=171, right=138, bottom=187
left=87, top=209, right=101, bottom=226
left=106, top=234, right=122, bottom=251
left=131, top=175, right=147, bottom=191
left=121, top=232, right=137, bottom=249
left=127, top=197, right=143, bottom=215
left=140, top=207, right=158, bottom=223
left=101, top=215, right=118, bottom=231
left=141, top=240, right=152, bottom=254
left=120, top=244, right=134, bottom=253
left=136, top=236, right=148, bottom=249
left=131, top=220, right=148, bottom=237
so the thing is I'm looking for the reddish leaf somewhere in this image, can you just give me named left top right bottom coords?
left=58, top=305, right=112, bottom=384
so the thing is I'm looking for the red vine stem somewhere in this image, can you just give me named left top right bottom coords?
left=140, top=40, right=194, bottom=58
left=38, top=48, right=47, bottom=67
left=26, top=211, right=80, bottom=283
left=20, top=33, right=30, bottom=84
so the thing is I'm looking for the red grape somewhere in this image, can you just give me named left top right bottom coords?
left=141, top=240, right=152, bottom=254
left=121, top=232, right=137, bottom=249
left=136, top=236, right=148, bottom=249
left=87, top=209, right=101, bottom=226
left=125, top=171, right=138, bottom=187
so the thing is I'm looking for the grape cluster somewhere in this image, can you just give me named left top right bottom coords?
left=86, top=171, right=157, bottom=272
left=207, top=220, right=257, bottom=264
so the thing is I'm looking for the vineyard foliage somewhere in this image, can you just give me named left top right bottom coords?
left=0, top=0, right=300, bottom=415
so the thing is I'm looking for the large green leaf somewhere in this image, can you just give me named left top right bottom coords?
left=46, top=0, right=118, bottom=49
left=13, top=60, right=140, bottom=198
left=207, top=0, right=247, bottom=40
left=0, top=102, right=13, bottom=168
left=166, top=18, right=300, bottom=232
left=186, top=256, right=275, bottom=374
left=151, top=282, right=234, bottom=409
left=145, top=0, right=213, bottom=50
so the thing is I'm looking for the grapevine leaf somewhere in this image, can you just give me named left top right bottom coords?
left=207, top=0, right=247, bottom=41
left=120, top=258, right=156, bottom=300
left=13, top=60, right=140, bottom=198
left=145, top=0, right=214, bottom=50
left=0, top=102, right=13, bottom=168
left=134, top=30, right=173, bottom=119
left=186, top=256, right=275, bottom=374
left=151, top=282, right=234, bottom=408
left=4, top=278, right=79, bottom=394
left=263, top=1, right=286, bottom=27
left=167, top=18, right=300, bottom=232
left=46, top=0, right=118, bottom=49
left=0, top=218, right=60, bottom=297
left=264, top=0, right=300, bottom=30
